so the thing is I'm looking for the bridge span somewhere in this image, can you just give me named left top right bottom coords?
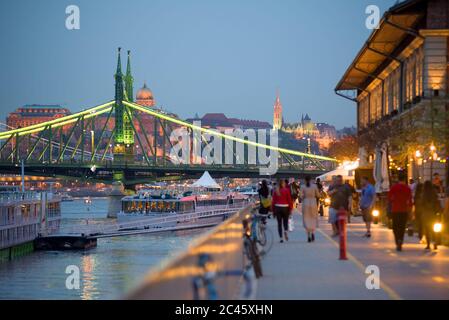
left=0, top=48, right=336, bottom=187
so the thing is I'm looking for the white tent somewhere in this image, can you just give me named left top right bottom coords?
left=191, top=171, right=221, bottom=189
left=316, top=161, right=359, bottom=183
left=316, top=168, right=355, bottom=183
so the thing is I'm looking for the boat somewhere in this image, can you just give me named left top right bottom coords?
left=0, top=186, right=62, bottom=261
left=117, top=172, right=249, bottom=228
left=117, top=190, right=248, bottom=224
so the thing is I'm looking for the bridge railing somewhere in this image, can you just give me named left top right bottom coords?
left=125, top=204, right=254, bottom=300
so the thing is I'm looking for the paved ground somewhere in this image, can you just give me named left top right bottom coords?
left=256, top=208, right=449, bottom=300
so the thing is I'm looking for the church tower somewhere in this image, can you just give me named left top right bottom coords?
left=273, top=91, right=282, bottom=130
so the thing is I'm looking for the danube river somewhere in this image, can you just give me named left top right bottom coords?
left=0, top=198, right=202, bottom=299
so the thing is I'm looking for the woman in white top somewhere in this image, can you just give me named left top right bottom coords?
left=301, top=176, right=321, bottom=242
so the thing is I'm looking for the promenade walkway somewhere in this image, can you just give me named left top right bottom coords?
left=256, top=210, right=449, bottom=300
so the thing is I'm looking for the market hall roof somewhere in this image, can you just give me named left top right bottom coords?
left=335, top=0, right=425, bottom=93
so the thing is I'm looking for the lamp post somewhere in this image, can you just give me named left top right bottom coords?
left=90, top=130, right=95, bottom=159
left=414, top=150, right=423, bottom=181
left=430, top=143, right=437, bottom=178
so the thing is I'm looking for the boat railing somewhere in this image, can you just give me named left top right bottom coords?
left=0, top=191, right=41, bottom=204
left=56, top=204, right=246, bottom=236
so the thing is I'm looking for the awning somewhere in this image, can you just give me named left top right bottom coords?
left=335, top=0, right=425, bottom=93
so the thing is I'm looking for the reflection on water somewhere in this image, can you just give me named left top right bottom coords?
left=0, top=198, right=202, bottom=300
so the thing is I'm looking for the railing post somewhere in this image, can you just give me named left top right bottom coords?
left=338, top=208, right=348, bottom=260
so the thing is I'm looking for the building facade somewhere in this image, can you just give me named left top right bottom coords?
left=336, top=0, right=449, bottom=184
left=283, top=114, right=337, bottom=149
left=6, top=105, right=71, bottom=129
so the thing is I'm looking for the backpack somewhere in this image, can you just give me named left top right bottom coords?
left=260, top=196, right=272, bottom=208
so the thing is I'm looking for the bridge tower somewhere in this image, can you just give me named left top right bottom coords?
left=124, top=50, right=134, bottom=103
left=113, top=48, right=134, bottom=164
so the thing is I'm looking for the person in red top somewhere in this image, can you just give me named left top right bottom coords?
left=272, top=179, right=293, bottom=243
left=388, top=172, right=413, bottom=251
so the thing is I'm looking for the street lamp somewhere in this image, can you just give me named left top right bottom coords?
left=430, top=143, right=438, bottom=177
left=90, top=130, right=95, bottom=157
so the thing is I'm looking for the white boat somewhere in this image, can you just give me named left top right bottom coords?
left=0, top=186, right=62, bottom=258
left=117, top=190, right=249, bottom=229
left=117, top=172, right=249, bottom=228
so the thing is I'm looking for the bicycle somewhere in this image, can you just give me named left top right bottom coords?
left=243, top=219, right=263, bottom=278
left=251, top=212, right=268, bottom=246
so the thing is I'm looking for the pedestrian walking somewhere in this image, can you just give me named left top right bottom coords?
left=388, top=172, right=413, bottom=251
left=301, top=176, right=320, bottom=242
left=420, top=181, right=442, bottom=250
left=289, top=179, right=300, bottom=210
left=258, top=180, right=271, bottom=223
left=327, top=175, right=352, bottom=236
left=409, top=178, right=418, bottom=198
left=360, top=176, right=376, bottom=237
left=413, top=182, right=424, bottom=242
left=272, top=179, right=293, bottom=243
left=316, top=178, right=324, bottom=215
left=345, top=181, right=356, bottom=223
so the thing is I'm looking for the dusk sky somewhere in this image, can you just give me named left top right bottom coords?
left=0, top=0, right=396, bottom=129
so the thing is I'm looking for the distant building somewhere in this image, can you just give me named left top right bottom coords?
left=6, top=105, right=71, bottom=129
left=187, top=113, right=271, bottom=131
left=283, top=114, right=336, bottom=149
left=337, top=126, right=357, bottom=139
left=272, top=92, right=283, bottom=130
left=135, top=82, right=155, bottom=107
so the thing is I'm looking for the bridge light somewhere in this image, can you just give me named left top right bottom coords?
left=90, top=165, right=97, bottom=173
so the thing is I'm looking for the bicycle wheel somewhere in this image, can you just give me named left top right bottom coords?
left=243, top=236, right=263, bottom=278
left=257, top=224, right=267, bottom=246
left=249, top=240, right=263, bottom=278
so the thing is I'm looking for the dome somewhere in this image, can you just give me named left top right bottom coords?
left=136, top=83, right=153, bottom=100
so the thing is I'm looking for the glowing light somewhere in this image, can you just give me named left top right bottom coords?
left=324, top=198, right=331, bottom=206
left=341, top=160, right=359, bottom=171
left=430, top=144, right=436, bottom=152
left=415, top=150, right=422, bottom=158
left=123, top=101, right=337, bottom=162
left=433, top=222, right=442, bottom=233
left=372, top=209, right=380, bottom=217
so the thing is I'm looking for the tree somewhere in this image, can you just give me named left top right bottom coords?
left=328, top=135, right=358, bottom=161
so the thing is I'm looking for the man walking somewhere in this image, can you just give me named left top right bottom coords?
left=388, top=172, right=412, bottom=251
left=327, top=175, right=352, bottom=236
left=360, top=176, right=376, bottom=238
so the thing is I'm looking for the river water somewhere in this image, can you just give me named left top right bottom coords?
left=0, top=198, right=203, bottom=300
